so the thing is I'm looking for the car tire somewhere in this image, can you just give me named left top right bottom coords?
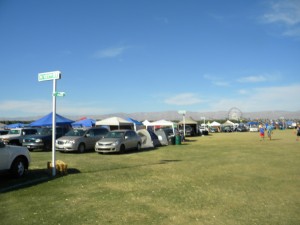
left=11, top=157, right=26, bottom=178
left=78, top=143, right=85, bottom=153
left=120, top=144, right=125, bottom=153
left=136, top=143, right=141, bottom=151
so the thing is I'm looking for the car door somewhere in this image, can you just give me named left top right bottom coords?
left=0, top=143, right=9, bottom=170
left=125, top=131, right=135, bottom=149
left=84, top=129, right=95, bottom=150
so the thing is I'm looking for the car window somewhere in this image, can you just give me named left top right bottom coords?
left=8, top=129, right=20, bottom=135
left=37, top=128, right=51, bottom=135
left=94, top=128, right=108, bottom=136
left=66, top=129, right=85, bottom=136
left=106, top=131, right=124, bottom=138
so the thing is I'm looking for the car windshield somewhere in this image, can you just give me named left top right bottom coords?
left=8, top=129, right=20, bottom=135
left=65, top=129, right=85, bottom=136
left=37, top=128, right=52, bottom=135
left=105, top=131, right=125, bottom=138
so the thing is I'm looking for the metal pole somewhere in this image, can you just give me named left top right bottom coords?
left=52, top=79, right=57, bottom=176
left=183, top=114, right=186, bottom=137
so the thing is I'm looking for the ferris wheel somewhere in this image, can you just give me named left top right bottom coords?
left=228, top=107, right=242, bottom=121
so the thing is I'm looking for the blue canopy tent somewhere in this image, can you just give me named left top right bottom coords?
left=72, top=118, right=96, bottom=128
left=126, top=118, right=144, bottom=131
left=30, top=112, right=74, bottom=127
left=4, top=123, right=25, bottom=129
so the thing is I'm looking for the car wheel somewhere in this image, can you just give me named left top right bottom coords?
left=11, top=157, right=26, bottom=178
left=136, top=143, right=141, bottom=151
left=120, top=144, right=125, bottom=153
left=78, top=143, right=85, bottom=153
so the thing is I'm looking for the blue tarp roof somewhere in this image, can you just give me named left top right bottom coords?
left=126, top=118, right=143, bottom=125
left=72, top=118, right=96, bottom=128
left=30, top=112, right=74, bottom=127
left=4, top=123, right=25, bottom=129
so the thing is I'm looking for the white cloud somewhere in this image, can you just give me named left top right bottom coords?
left=263, top=0, right=300, bottom=37
left=208, top=84, right=300, bottom=112
left=164, top=93, right=204, bottom=106
left=237, top=75, right=267, bottom=83
left=94, top=46, right=129, bottom=58
left=203, top=74, right=230, bottom=86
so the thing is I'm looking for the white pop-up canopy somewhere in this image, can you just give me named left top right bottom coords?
left=151, top=119, right=175, bottom=134
left=96, top=117, right=133, bottom=129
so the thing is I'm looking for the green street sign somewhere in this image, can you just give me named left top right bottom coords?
left=38, top=71, right=61, bottom=82
left=53, top=92, right=66, bottom=97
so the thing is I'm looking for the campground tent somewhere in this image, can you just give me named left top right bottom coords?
left=4, top=123, right=25, bottom=129
left=30, top=112, right=74, bottom=127
left=178, top=117, right=199, bottom=135
left=222, top=120, right=235, bottom=126
left=126, top=118, right=144, bottom=131
left=95, top=117, right=133, bottom=130
left=151, top=119, right=175, bottom=135
left=72, top=118, right=96, bottom=128
left=209, top=121, right=221, bottom=132
left=136, top=129, right=160, bottom=149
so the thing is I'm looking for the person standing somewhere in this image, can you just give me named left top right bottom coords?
left=259, top=125, right=265, bottom=140
left=297, top=125, right=300, bottom=141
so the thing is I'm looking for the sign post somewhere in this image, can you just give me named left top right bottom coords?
left=178, top=110, right=186, bottom=137
left=38, top=71, right=61, bottom=176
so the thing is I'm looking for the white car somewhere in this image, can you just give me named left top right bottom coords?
left=0, top=141, right=31, bottom=177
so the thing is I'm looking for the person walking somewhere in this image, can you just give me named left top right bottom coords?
left=267, top=125, right=273, bottom=140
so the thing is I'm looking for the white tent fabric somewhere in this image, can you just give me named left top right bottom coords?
left=210, top=121, right=221, bottom=126
left=95, top=117, right=133, bottom=129
left=151, top=119, right=175, bottom=134
left=222, top=120, right=235, bottom=126
left=142, top=120, right=153, bottom=127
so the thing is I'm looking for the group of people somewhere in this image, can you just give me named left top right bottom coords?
left=259, top=124, right=273, bottom=141
left=259, top=124, right=300, bottom=141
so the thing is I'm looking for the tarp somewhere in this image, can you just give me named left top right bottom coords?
left=95, top=117, right=133, bottom=129
left=178, top=117, right=198, bottom=125
left=30, top=112, right=74, bottom=127
left=126, top=118, right=144, bottom=131
left=4, top=123, right=25, bottom=129
left=72, top=118, right=96, bottom=128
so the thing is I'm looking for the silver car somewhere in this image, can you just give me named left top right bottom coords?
left=56, top=127, right=109, bottom=153
left=95, top=130, right=142, bottom=154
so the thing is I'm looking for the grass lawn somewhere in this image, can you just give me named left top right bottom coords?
left=1, top=129, right=299, bottom=225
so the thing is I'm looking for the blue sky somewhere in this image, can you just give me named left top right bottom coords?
left=0, top=0, right=299, bottom=118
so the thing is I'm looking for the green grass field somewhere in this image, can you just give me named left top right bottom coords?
left=1, top=129, right=299, bottom=225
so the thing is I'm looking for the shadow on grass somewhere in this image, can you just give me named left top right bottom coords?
left=0, top=167, right=80, bottom=193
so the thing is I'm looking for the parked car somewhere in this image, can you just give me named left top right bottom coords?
left=0, top=128, right=38, bottom=145
left=0, top=130, right=9, bottom=135
left=249, top=125, right=259, bottom=132
left=179, top=125, right=195, bottom=136
left=56, top=127, right=109, bottom=153
left=95, top=130, right=142, bottom=154
left=22, top=127, right=70, bottom=151
left=199, top=126, right=209, bottom=135
left=0, top=140, right=31, bottom=177
left=222, top=126, right=233, bottom=132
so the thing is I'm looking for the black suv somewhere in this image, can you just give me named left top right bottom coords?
left=22, top=127, right=70, bottom=151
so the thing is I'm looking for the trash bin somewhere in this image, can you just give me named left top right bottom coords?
left=170, top=136, right=175, bottom=145
left=175, top=135, right=181, bottom=145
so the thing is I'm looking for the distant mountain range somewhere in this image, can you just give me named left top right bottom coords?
left=1, top=110, right=300, bottom=122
